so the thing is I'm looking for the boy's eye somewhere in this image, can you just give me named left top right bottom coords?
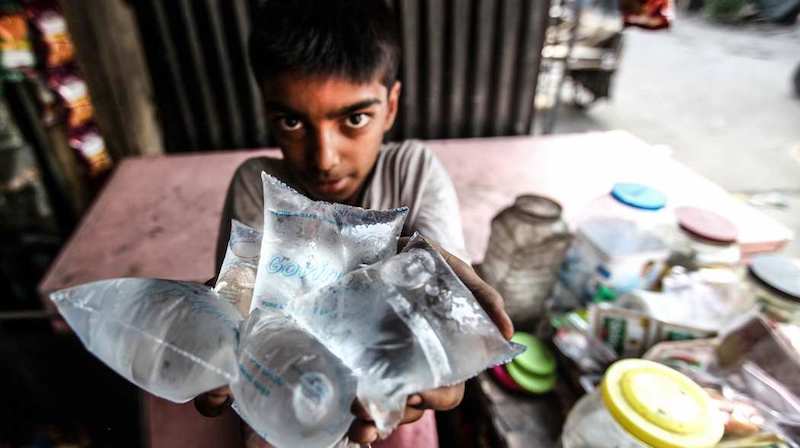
left=345, top=113, right=371, bottom=129
left=277, top=117, right=303, bottom=131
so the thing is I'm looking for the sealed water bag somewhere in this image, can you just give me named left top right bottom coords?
left=251, top=173, right=407, bottom=313
left=215, top=219, right=262, bottom=316
left=50, top=278, right=242, bottom=403
left=231, top=309, right=357, bottom=448
left=288, top=234, right=525, bottom=435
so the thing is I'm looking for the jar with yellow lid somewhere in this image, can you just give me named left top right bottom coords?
left=561, top=359, right=724, bottom=448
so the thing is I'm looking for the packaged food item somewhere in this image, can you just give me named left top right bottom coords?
left=251, top=172, right=407, bottom=313
left=561, top=359, right=724, bottom=448
left=25, top=2, right=74, bottom=68
left=50, top=72, right=94, bottom=129
left=288, top=234, right=524, bottom=436
left=68, top=127, right=112, bottom=176
left=590, top=303, right=715, bottom=358
left=0, top=6, right=35, bottom=69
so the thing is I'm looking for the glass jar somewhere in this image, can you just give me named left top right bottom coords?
left=479, top=195, right=572, bottom=328
left=562, top=359, right=724, bottom=448
left=669, top=207, right=740, bottom=270
left=746, top=255, right=800, bottom=324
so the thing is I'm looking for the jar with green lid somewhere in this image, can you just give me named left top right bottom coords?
left=479, top=195, right=572, bottom=328
left=561, top=359, right=724, bottom=448
left=747, top=255, right=800, bottom=324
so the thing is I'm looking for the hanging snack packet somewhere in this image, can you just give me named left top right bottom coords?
left=231, top=309, right=358, bottom=448
left=215, top=219, right=261, bottom=316
left=288, top=234, right=524, bottom=436
left=251, top=173, right=407, bottom=312
left=50, top=278, right=242, bottom=403
left=68, top=127, right=112, bottom=176
left=0, top=6, right=35, bottom=70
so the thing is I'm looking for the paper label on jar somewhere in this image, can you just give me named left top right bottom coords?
left=592, top=305, right=655, bottom=358
left=591, top=304, right=715, bottom=358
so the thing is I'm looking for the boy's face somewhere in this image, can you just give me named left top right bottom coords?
left=260, top=73, right=401, bottom=205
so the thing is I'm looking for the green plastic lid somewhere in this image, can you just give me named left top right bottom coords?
left=506, top=361, right=557, bottom=394
left=510, top=332, right=556, bottom=376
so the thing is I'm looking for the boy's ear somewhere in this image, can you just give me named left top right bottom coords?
left=384, top=81, right=402, bottom=132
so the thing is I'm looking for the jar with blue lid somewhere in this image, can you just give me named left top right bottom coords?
left=561, top=183, right=674, bottom=300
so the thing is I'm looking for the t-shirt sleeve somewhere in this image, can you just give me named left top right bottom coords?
left=214, top=158, right=270, bottom=273
left=411, top=155, right=469, bottom=262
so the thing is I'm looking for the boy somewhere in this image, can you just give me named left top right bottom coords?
left=196, top=1, right=513, bottom=446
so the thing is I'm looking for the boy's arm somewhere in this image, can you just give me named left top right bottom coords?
left=407, top=155, right=470, bottom=261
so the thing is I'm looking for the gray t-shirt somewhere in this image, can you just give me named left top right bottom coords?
left=216, top=140, right=467, bottom=269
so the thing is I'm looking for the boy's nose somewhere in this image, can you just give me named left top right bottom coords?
left=309, top=128, right=340, bottom=174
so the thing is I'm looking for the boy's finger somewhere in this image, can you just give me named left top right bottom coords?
left=350, top=399, right=372, bottom=421
left=414, top=383, right=464, bottom=411
left=194, top=386, right=232, bottom=417
left=439, top=247, right=514, bottom=340
left=400, top=406, right=425, bottom=425
left=348, top=420, right=378, bottom=444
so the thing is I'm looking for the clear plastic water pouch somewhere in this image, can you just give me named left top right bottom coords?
left=215, top=219, right=261, bottom=316
left=288, top=234, right=525, bottom=435
left=51, top=279, right=357, bottom=448
left=50, top=278, right=241, bottom=403
left=251, top=173, right=407, bottom=313
left=231, top=309, right=357, bottom=448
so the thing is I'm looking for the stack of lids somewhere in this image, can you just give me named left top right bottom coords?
left=489, top=332, right=556, bottom=394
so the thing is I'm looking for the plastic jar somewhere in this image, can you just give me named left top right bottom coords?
left=561, top=183, right=673, bottom=300
left=671, top=207, right=740, bottom=269
left=479, top=195, right=572, bottom=327
left=576, top=183, right=674, bottom=232
left=747, top=255, right=800, bottom=324
left=561, top=359, right=724, bottom=448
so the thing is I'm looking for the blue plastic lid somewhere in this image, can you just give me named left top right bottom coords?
left=611, top=183, right=666, bottom=211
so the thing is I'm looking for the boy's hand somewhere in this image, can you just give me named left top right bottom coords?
left=194, top=386, right=233, bottom=417
left=348, top=383, right=464, bottom=444
left=398, top=237, right=514, bottom=340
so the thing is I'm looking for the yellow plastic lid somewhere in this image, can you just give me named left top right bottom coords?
left=600, top=359, right=724, bottom=448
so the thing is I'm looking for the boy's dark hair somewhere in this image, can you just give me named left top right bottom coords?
left=249, top=0, right=400, bottom=88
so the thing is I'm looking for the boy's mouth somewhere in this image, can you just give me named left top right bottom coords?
left=314, top=177, right=349, bottom=196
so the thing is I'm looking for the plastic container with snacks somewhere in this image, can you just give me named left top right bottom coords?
left=671, top=206, right=740, bottom=269
left=561, top=183, right=672, bottom=300
left=561, top=359, right=725, bottom=448
left=747, top=255, right=800, bottom=324
left=577, top=183, right=674, bottom=231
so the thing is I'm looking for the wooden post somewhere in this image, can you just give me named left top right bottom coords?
left=58, top=0, right=163, bottom=159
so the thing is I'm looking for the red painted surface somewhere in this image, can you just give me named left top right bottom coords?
left=36, top=131, right=793, bottom=447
